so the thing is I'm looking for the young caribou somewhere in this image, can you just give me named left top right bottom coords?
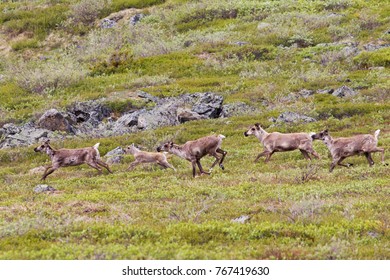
left=312, top=129, right=385, bottom=172
left=34, top=140, right=112, bottom=180
left=156, top=134, right=227, bottom=177
left=244, top=123, right=320, bottom=162
left=124, top=144, right=176, bottom=171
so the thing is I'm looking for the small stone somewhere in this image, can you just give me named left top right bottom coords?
left=231, top=215, right=251, bottom=224
left=29, top=166, right=46, bottom=175
left=104, top=146, right=125, bottom=164
left=100, top=18, right=116, bottom=29
left=332, top=85, right=358, bottom=98
left=34, top=184, right=57, bottom=193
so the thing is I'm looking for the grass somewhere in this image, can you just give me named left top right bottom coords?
left=0, top=117, right=389, bottom=259
left=0, top=0, right=389, bottom=259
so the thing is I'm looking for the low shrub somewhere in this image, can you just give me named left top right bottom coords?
left=353, top=48, right=390, bottom=69
left=9, top=55, right=88, bottom=95
left=11, top=38, right=39, bottom=51
left=90, top=47, right=134, bottom=76
left=69, top=0, right=111, bottom=26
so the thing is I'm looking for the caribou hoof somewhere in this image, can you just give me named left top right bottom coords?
left=219, top=164, right=225, bottom=170
left=347, top=163, right=353, bottom=167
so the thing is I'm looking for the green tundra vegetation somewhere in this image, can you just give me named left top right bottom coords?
left=0, top=0, right=389, bottom=259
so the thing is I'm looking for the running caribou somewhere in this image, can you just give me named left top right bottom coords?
left=157, top=134, right=227, bottom=177
left=124, top=144, right=176, bottom=171
left=312, top=129, right=385, bottom=172
left=34, top=140, right=112, bottom=180
left=244, top=123, right=320, bottom=162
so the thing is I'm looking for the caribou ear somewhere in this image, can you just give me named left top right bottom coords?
left=323, top=129, right=329, bottom=135
left=255, top=123, right=260, bottom=129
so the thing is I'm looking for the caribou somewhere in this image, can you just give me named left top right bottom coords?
left=244, top=123, right=320, bottom=162
left=157, top=134, right=227, bottom=177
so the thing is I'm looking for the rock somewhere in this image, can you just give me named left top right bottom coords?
left=137, top=102, right=179, bottom=130
left=37, top=109, right=74, bottom=133
left=136, top=92, right=223, bottom=129
left=0, top=92, right=225, bottom=149
left=316, top=88, right=334, bottom=94
left=340, top=45, right=359, bottom=57
left=177, top=108, right=205, bottom=123
left=116, top=110, right=144, bottom=127
left=332, top=85, right=358, bottom=98
left=29, top=166, right=46, bottom=175
left=2, top=123, right=20, bottom=135
left=136, top=90, right=160, bottom=103
left=100, top=18, right=116, bottom=29
left=221, top=102, right=258, bottom=117
left=67, top=100, right=112, bottom=127
left=298, top=89, right=315, bottom=98
left=231, top=215, right=251, bottom=224
left=0, top=122, right=51, bottom=149
left=34, top=184, right=57, bottom=193
left=129, top=13, right=145, bottom=25
left=276, top=112, right=317, bottom=124
left=192, top=92, right=223, bottom=118
left=104, top=146, right=125, bottom=164
left=363, top=42, right=390, bottom=52
left=234, top=41, right=249, bottom=46
left=257, top=22, right=271, bottom=30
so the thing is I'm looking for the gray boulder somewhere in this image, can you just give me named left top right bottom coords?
left=316, top=88, right=334, bottom=94
left=37, top=109, right=74, bottom=133
left=231, top=215, right=251, bottom=224
left=191, top=92, right=223, bottom=118
left=104, top=146, right=125, bottom=164
left=0, top=122, right=51, bottom=149
left=137, top=102, right=179, bottom=130
left=129, top=13, right=145, bottom=25
left=136, top=92, right=224, bottom=129
left=100, top=18, right=116, bottom=29
left=332, top=86, right=358, bottom=98
left=67, top=100, right=111, bottom=126
left=34, top=184, right=57, bottom=193
left=276, top=112, right=317, bottom=124
left=177, top=108, right=205, bottom=123
left=2, top=123, right=21, bottom=135
left=116, top=110, right=145, bottom=127
left=298, top=89, right=315, bottom=98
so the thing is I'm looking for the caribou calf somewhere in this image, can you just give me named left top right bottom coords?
left=124, top=144, right=176, bottom=171
left=244, top=123, right=320, bottom=163
left=157, top=134, right=227, bottom=177
left=313, top=129, right=385, bottom=172
left=34, top=140, right=112, bottom=180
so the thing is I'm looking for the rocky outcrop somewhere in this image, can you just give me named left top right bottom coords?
left=104, top=146, right=125, bottom=164
left=0, top=92, right=228, bottom=149
left=332, top=85, right=358, bottom=98
left=0, top=122, right=51, bottom=149
left=36, top=109, right=74, bottom=133
left=67, top=100, right=112, bottom=126
left=177, top=108, right=205, bottom=123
